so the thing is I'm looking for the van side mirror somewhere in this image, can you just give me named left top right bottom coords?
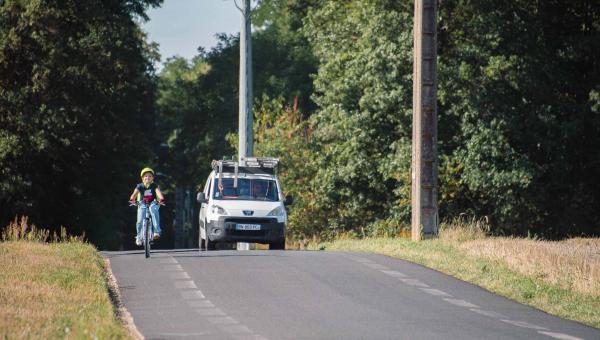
left=196, top=192, right=207, bottom=204
left=284, top=194, right=294, bottom=206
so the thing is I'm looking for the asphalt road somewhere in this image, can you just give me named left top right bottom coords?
left=103, top=249, right=600, bottom=340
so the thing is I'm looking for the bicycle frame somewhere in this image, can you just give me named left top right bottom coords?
left=141, top=202, right=152, bottom=258
left=131, top=201, right=161, bottom=258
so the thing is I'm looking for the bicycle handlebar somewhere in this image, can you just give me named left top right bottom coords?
left=129, top=201, right=166, bottom=207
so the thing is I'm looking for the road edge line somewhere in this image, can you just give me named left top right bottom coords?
left=103, top=257, right=145, bottom=340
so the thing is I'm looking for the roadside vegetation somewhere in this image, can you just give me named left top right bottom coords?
left=3, top=1, right=598, bottom=250
left=0, top=217, right=128, bottom=339
left=153, top=0, right=600, bottom=246
left=307, top=218, right=600, bottom=329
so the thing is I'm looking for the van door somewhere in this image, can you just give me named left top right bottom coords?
left=199, top=175, right=212, bottom=232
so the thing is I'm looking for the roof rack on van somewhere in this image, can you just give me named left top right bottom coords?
left=241, top=157, right=279, bottom=169
left=212, top=157, right=280, bottom=189
left=211, top=157, right=279, bottom=172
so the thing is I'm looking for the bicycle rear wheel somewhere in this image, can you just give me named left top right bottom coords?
left=144, top=218, right=151, bottom=258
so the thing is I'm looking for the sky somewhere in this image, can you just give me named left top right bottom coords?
left=142, top=0, right=242, bottom=66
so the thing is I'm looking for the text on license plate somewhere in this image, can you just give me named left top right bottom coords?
left=235, top=224, right=261, bottom=231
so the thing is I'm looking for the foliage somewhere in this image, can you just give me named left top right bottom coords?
left=303, top=1, right=414, bottom=237
left=251, top=0, right=600, bottom=239
left=155, top=54, right=224, bottom=189
left=153, top=0, right=320, bottom=236
left=168, top=0, right=600, bottom=239
left=154, top=14, right=318, bottom=180
left=253, top=0, right=320, bottom=114
left=3, top=0, right=598, bottom=246
left=437, top=0, right=600, bottom=236
left=253, top=96, right=322, bottom=238
left=0, top=0, right=162, bottom=248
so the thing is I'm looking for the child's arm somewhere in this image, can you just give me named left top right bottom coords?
left=129, top=188, right=139, bottom=202
left=156, top=187, right=165, bottom=203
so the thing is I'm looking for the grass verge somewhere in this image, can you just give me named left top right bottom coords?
left=309, top=220, right=600, bottom=329
left=0, top=217, right=129, bottom=339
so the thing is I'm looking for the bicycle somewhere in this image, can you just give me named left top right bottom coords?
left=130, top=200, right=164, bottom=258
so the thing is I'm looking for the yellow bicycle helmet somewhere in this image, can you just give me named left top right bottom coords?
left=140, top=167, right=155, bottom=178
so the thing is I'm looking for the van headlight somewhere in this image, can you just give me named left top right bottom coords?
left=267, top=206, right=285, bottom=217
left=211, top=205, right=228, bottom=215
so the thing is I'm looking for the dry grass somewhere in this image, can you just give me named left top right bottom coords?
left=458, top=237, right=600, bottom=296
left=0, top=217, right=128, bottom=339
left=1, top=216, right=84, bottom=243
left=439, top=216, right=490, bottom=243
left=438, top=216, right=600, bottom=296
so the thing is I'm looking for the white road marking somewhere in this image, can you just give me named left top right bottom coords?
left=196, top=308, right=226, bottom=316
left=154, top=260, right=268, bottom=340
left=468, top=308, right=506, bottom=319
left=347, top=254, right=584, bottom=340
left=159, top=257, right=178, bottom=264
left=159, top=332, right=210, bottom=337
left=419, top=288, right=452, bottom=297
left=398, top=278, right=430, bottom=288
left=169, top=272, right=191, bottom=279
left=188, top=300, right=215, bottom=308
left=537, top=331, right=584, bottom=340
left=381, top=270, right=408, bottom=278
left=232, top=335, right=269, bottom=340
left=363, top=263, right=390, bottom=270
left=219, top=324, right=252, bottom=334
left=180, top=290, right=205, bottom=299
left=207, top=316, right=238, bottom=325
left=354, top=257, right=375, bottom=264
left=174, top=280, right=198, bottom=289
left=163, top=264, right=184, bottom=271
left=443, top=298, right=479, bottom=308
left=500, top=319, right=548, bottom=330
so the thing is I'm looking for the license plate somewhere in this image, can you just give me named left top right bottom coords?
left=235, top=223, right=261, bottom=231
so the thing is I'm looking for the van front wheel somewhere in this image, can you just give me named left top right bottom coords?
left=199, top=232, right=206, bottom=251
left=205, top=234, right=215, bottom=250
left=199, top=221, right=206, bottom=251
left=269, top=239, right=285, bottom=250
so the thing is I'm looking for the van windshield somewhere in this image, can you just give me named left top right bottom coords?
left=213, top=178, right=279, bottom=201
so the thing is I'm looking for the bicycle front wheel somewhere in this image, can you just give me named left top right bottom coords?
left=144, top=217, right=151, bottom=258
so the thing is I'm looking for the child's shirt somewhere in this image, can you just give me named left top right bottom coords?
left=136, top=182, right=158, bottom=203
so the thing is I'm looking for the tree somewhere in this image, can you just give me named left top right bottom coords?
left=253, top=0, right=320, bottom=114
left=303, top=1, right=414, bottom=237
left=253, top=96, right=321, bottom=239
left=150, top=0, right=600, bottom=240
left=152, top=1, right=321, bottom=244
left=437, top=0, right=600, bottom=237
left=0, top=0, right=162, bottom=248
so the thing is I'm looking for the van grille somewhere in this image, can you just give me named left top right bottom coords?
left=230, top=230, right=266, bottom=237
left=225, top=218, right=275, bottom=224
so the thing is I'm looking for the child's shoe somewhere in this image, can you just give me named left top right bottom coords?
left=153, top=233, right=160, bottom=241
left=135, top=236, right=142, bottom=246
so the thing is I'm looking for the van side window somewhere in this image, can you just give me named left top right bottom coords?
left=204, top=176, right=211, bottom=196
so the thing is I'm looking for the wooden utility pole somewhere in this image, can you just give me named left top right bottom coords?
left=237, top=0, right=253, bottom=163
left=411, top=0, right=439, bottom=241
left=235, top=0, right=254, bottom=250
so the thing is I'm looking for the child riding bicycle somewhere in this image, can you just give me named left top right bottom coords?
left=129, top=167, right=165, bottom=246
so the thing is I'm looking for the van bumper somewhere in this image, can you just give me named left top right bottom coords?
left=206, top=217, right=285, bottom=243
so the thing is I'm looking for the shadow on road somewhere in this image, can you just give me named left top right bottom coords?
left=101, top=249, right=292, bottom=259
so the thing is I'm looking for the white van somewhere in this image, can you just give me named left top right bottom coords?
left=196, top=158, right=293, bottom=250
